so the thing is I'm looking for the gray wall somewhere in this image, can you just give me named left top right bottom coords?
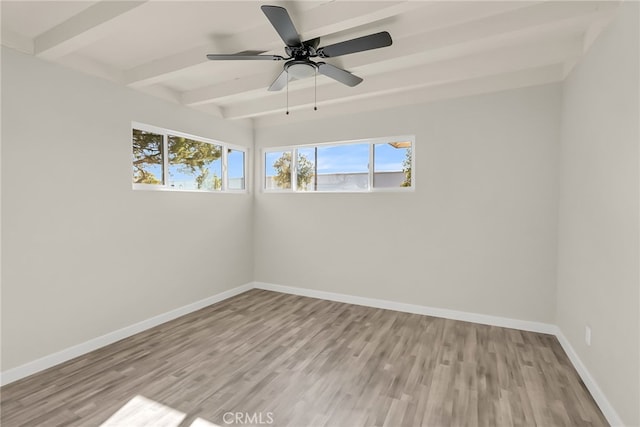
left=556, top=3, right=639, bottom=425
left=1, top=48, right=254, bottom=370
left=254, top=83, right=561, bottom=324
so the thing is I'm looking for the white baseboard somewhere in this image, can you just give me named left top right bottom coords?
left=253, top=282, right=556, bottom=334
left=0, top=282, right=254, bottom=386
left=554, top=328, right=624, bottom=427
left=1, top=280, right=625, bottom=427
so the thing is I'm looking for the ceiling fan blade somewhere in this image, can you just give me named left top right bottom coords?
left=318, top=31, right=392, bottom=58
left=206, top=54, right=284, bottom=61
left=317, top=63, right=363, bottom=87
left=261, top=5, right=302, bottom=47
left=303, top=37, right=321, bottom=50
left=268, top=70, right=289, bottom=91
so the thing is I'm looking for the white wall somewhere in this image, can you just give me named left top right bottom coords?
left=556, top=3, right=639, bottom=426
left=1, top=48, right=254, bottom=371
left=254, top=83, right=561, bottom=324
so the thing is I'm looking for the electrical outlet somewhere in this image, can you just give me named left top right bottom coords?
left=585, top=326, right=592, bottom=346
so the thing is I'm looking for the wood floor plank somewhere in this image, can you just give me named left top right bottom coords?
left=1, top=290, right=608, bottom=427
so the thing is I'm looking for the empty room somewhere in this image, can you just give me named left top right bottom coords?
left=1, top=1, right=638, bottom=426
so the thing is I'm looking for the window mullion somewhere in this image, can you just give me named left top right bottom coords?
left=222, top=146, right=228, bottom=191
left=291, top=148, right=298, bottom=191
left=368, top=142, right=374, bottom=191
left=314, top=146, right=318, bottom=192
left=163, top=133, right=169, bottom=187
left=244, top=149, right=248, bottom=191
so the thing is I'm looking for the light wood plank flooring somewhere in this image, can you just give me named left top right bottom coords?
left=1, top=290, right=608, bottom=426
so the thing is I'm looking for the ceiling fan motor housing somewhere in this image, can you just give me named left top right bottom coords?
left=285, top=43, right=317, bottom=59
left=284, top=60, right=318, bottom=79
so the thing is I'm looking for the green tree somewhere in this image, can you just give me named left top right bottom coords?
left=132, top=130, right=163, bottom=184
left=273, top=152, right=314, bottom=190
left=168, top=136, right=222, bottom=190
left=200, top=172, right=223, bottom=191
left=132, top=130, right=222, bottom=189
left=401, top=148, right=412, bottom=187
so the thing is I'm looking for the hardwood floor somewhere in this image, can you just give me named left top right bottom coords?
left=1, top=290, right=608, bottom=427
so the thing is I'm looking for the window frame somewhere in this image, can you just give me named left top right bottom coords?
left=264, top=149, right=295, bottom=192
left=262, top=135, right=415, bottom=193
left=132, top=122, right=249, bottom=193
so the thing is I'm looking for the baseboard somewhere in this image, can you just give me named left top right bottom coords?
left=0, top=282, right=254, bottom=386
left=554, top=328, right=624, bottom=427
left=253, top=282, right=556, bottom=334
left=253, top=282, right=623, bottom=426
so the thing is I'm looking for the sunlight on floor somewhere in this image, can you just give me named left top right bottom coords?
left=100, top=395, right=220, bottom=427
left=191, top=418, right=221, bottom=427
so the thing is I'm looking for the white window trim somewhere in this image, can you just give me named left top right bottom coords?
left=132, top=122, right=249, bottom=193
left=262, top=135, right=415, bottom=193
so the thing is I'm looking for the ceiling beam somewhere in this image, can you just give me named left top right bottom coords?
left=253, top=64, right=564, bottom=127
left=34, top=1, right=147, bottom=60
left=124, top=1, right=425, bottom=87
left=124, top=0, right=530, bottom=88
left=221, top=36, right=582, bottom=120
left=137, top=85, right=220, bottom=115
left=1, top=28, right=34, bottom=54
left=561, top=2, right=620, bottom=78
left=191, top=103, right=225, bottom=119
left=293, top=1, right=433, bottom=42
left=336, top=0, right=612, bottom=79
left=582, top=1, right=621, bottom=52
left=59, top=53, right=124, bottom=83
left=125, top=43, right=219, bottom=88
left=182, top=72, right=275, bottom=107
left=182, top=0, right=609, bottom=107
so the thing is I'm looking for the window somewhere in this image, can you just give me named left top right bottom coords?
left=227, top=149, right=246, bottom=190
left=296, top=147, right=315, bottom=191
left=374, top=141, right=412, bottom=188
left=168, top=135, right=222, bottom=191
left=132, top=129, right=164, bottom=185
left=265, top=150, right=292, bottom=190
left=132, top=123, right=247, bottom=192
left=316, top=143, right=369, bottom=191
left=263, top=136, right=414, bottom=192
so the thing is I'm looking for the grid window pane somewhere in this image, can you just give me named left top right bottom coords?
left=228, top=149, right=245, bottom=190
left=316, top=143, right=369, bottom=191
left=265, top=150, right=292, bottom=190
left=374, top=142, right=412, bottom=188
left=168, top=135, right=222, bottom=191
left=296, top=147, right=316, bottom=191
left=132, top=129, right=164, bottom=185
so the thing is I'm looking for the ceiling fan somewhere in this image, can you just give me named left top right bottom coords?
left=206, top=5, right=392, bottom=92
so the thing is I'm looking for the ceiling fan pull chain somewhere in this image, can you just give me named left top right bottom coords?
left=314, top=68, right=318, bottom=111
left=286, top=71, right=289, bottom=115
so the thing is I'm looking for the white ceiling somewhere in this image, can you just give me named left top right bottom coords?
left=1, top=1, right=620, bottom=126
